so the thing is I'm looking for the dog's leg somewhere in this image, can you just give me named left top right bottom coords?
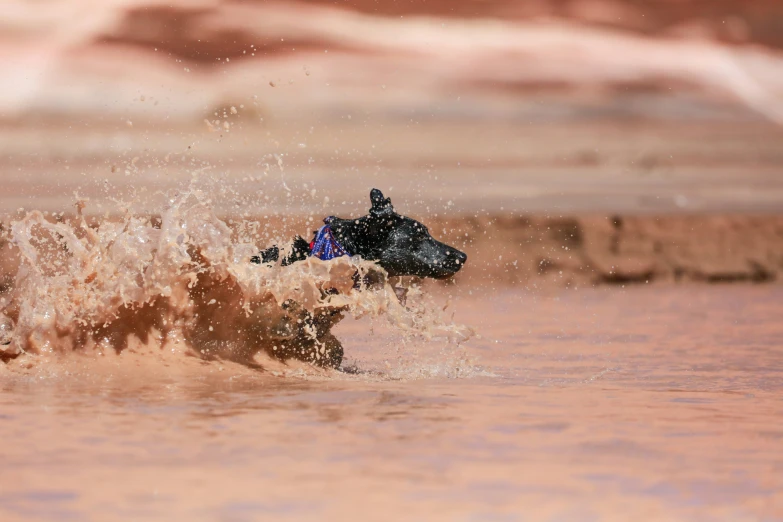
left=250, top=245, right=279, bottom=264
left=281, top=236, right=311, bottom=266
left=317, top=332, right=344, bottom=369
left=251, top=236, right=311, bottom=265
left=267, top=303, right=345, bottom=369
left=274, top=332, right=343, bottom=369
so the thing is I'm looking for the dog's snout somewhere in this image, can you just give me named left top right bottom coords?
left=443, top=248, right=467, bottom=271
left=447, top=248, right=467, bottom=263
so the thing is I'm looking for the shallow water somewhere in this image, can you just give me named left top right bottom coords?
left=1, top=285, right=782, bottom=521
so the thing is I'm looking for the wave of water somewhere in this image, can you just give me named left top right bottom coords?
left=0, top=185, right=472, bottom=372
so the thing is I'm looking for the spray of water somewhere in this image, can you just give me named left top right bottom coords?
left=0, top=184, right=472, bottom=374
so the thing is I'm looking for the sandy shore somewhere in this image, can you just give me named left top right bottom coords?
left=2, top=119, right=783, bottom=216
left=1, top=119, right=782, bottom=292
left=2, top=212, right=782, bottom=294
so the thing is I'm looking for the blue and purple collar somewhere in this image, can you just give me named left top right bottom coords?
left=309, top=217, right=349, bottom=260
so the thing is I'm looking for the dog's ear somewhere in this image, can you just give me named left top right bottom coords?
left=369, top=188, right=394, bottom=215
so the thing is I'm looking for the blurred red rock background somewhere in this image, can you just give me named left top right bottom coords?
left=2, top=0, right=783, bottom=123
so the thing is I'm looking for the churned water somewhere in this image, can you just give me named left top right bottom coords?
left=1, top=284, right=782, bottom=521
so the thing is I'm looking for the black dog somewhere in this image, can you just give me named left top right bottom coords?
left=252, top=188, right=467, bottom=368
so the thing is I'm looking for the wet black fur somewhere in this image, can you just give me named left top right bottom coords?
left=253, top=189, right=467, bottom=278
left=251, top=189, right=467, bottom=369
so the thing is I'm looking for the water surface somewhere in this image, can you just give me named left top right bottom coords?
left=1, top=286, right=782, bottom=521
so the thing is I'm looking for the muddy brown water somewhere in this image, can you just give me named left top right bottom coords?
left=1, top=285, right=781, bottom=521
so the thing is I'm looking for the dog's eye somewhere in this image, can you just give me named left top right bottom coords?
left=410, top=229, right=427, bottom=241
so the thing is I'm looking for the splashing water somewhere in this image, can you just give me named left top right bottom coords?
left=0, top=186, right=472, bottom=371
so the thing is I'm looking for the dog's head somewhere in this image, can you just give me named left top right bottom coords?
left=332, top=189, right=467, bottom=279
